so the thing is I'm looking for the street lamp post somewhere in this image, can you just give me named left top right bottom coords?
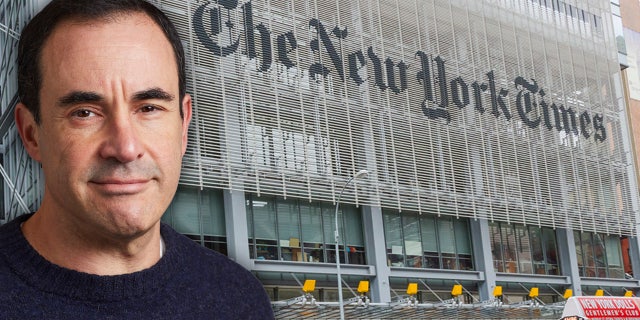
left=335, top=169, right=368, bottom=320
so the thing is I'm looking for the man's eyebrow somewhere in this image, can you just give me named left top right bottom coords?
left=57, top=91, right=104, bottom=106
left=132, top=87, right=175, bottom=102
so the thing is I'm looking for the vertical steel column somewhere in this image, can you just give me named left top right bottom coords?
left=362, top=205, right=391, bottom=303
left=469, top=218, right=496, bottom=301
left=223, top=189, right=252, bottom=270
left=556, top=228, right=583, bottom=296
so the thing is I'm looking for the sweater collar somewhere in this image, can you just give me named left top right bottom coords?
left=0, top=213, right=181, bottom=302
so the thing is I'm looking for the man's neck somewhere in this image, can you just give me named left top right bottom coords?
left=21, top=210, right=163, bottom=276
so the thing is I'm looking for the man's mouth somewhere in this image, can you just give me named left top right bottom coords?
left=89, top=178, right=151, bottom=195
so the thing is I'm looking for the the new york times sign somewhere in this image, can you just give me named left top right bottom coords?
left=192, top=1, right=607, bottom=142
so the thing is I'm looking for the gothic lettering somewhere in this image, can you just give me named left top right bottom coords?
left=193, top=2, right=240, bottom=57
left=416, top=51, right=449, bottom=122
left=551, top=103, right=578, bottom=134
left=514, top=77, right=540, bottom=128
left=472, top=82, right=487, bottom=114
left=538, top=90, right=554, bottom=130
left=386, top=58, right=409, bottom=94
left=593, top=114, right=606, bottom=142
left=580, top=111, right=592, bottom=138
left=192, top=4, right=608, bottom=142
left=309, top=19, right=346, bottom=80
left=434, top=56, right=449, bottom=110
left=451, top=77, right=469, bottom=109
left=348, top=50, right=366, bottom=85
left=487, top=71, right=511, bottom=120
left=368, top=47, right=386, bottom=90
left=277, top=31, right=297, bottom=69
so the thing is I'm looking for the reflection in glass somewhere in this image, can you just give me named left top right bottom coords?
left=490, top=222, right=560, bottom=276
left=246, top=194, right=366, bottom=265
left=382, top=210, right=474, bottom=270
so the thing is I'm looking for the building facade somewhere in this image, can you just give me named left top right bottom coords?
left=2, top=0, right=640, bottom=315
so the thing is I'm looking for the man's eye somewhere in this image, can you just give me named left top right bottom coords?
left=72, top=109, right=94, bottom=118
left=140, top=105, right=159, bottom=113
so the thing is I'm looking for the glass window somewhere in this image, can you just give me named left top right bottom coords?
left=438, top=218, right=457, bottom=270
left=251, top=196, right=278, bottom=260
left=438, top=218, right=456, bottom=254
left=612, top=8, right=626, bottom=54
left=593, top=234, right=607, bottom=278
left=501, top=224, right=518, bottom=273
left=606, top=236, right=622, bottom=267
left=246, top=199, right=254, bottom=239
left=201, top=188, right=226, bottom=236
left=383, top=210, right=474, bottom=270
left=344, top=207, right=365, bottom=265
left=454, top=219, right=473, bottom=270
left=199, top=189, right=227, bottom=253
left=606, top=235, right=624, bottom=278
left=403, top=215, right=422, bottom=268
left=490, top=222, right=559, bottom=275
left=490, top=222, right=504, bottom=272
left=454, top=219, right=472, bottom=255
left=345, top=207, right=364, bottom=246
left=164, top=186, right=199, bottom=235
left=323, top=205, right=344, bottom=264
left=530, top=227, right=545, bottom=274
left=163, top=186, right=227, bottom=254
left=421, top=216, right=440, bottom=269
left=277, top=199, right=300, bottom=242
left=516, top=225, right=533, bottom=274
left=574, top=231, right=584, bottom=276
left=300, top=202, right=323, bottom=242
left=246, top=194, right=365, bottom=265
left=253, top=197, right=277, bottom=240
left=542, top=228, right=559, bottom=275
left=322, top=206, right=338, bottom=251
left=575, top=232, right=625, bottom=279
left=383, top=211, right=404, bottom=267
left=300, top=202, right=324, bottom=263
left=582, top=233, right=597, bottom=277
left=277, top=198, right=300, bottom=262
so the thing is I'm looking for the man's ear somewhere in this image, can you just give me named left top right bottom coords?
left=15, top=103, right=42, bottom=162
left=180, top=94, right=193, bottom=156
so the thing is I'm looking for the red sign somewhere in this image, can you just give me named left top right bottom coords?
left=576, top=297, right=640, bottom=319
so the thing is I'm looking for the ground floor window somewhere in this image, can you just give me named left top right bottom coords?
left=574, top=231, right=624, bottom=279
left=246, top=194, right=365, bottom=264
left=382, top=210, right=473, bottom=270
left=162, top=185, right=227, bottom=255
left=489, top=222, right=559, bottom=275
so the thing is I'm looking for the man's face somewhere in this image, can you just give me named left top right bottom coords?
left=17, top=13, right=191, bottom=239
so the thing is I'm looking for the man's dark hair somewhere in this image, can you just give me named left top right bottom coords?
left=18, top=0, right=186, bottom=123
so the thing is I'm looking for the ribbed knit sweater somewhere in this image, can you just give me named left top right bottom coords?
left=0, top=214, right=274, bottom=319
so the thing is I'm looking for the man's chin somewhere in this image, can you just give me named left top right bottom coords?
left=98, top=209, right=162, bottom=238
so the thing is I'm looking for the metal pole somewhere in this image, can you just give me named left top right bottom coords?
left=334, top=170, right=368, bottom=320
left=335, top=179, right=349, bottom=320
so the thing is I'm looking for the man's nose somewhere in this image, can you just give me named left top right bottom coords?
left=98, top=113, right=144, bottom=163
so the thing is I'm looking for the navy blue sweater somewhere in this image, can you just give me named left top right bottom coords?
left=0, top=214, right=274, bottom=319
